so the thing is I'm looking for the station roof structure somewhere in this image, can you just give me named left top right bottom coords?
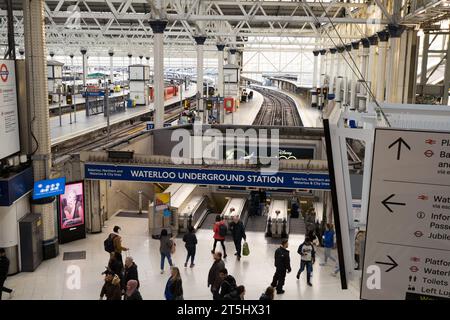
left=0, top=0, right=449, bottom=55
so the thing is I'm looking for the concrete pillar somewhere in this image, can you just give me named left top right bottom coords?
left=80, top=48, right=87, bottom=92
left=368, top=35, right=378, bottom=100
left=149, top=19, right=167, bottom=129
left=386, top=25, right=405, bottom=103
left=311, top=50, right=320, bottom=108
left=350, top=41, right=360, bottom=110
left=217, top=44, right=225, bottom=97
left=194, top=36, right=206, bottom=121
left=23, top=0, right=58, bottom=258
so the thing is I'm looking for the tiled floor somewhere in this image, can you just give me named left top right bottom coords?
left=51, top=85, right=197, bottom=146
left=4, top=214, right=360, bottom=300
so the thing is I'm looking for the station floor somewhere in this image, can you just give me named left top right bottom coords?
left=4, top=214, right=360, bottom=300
left=223, top=91, right=264, bottom=125
left=50, top=85, right=197, bottom=146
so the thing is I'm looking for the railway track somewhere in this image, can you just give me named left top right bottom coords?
left=52, top=104, right=183, bottom=161
left=252, top=87, right=302, bottom=126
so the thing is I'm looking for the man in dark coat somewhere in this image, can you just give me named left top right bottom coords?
left=123, top=256, right=139, bottom=289
left=229, top=215, right=247, bottom=260
left=218, top=268, right=237, bottom=299
left=0, top=248, right=13, bottom=300
left=271, top=239, right=291, bottom=294
left=207, top=252, right=225, bottom=300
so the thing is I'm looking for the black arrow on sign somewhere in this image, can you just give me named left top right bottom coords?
left=375, top=255, right=399, bottom=272
left=388, top=137, right=411, bottom=160
left=382, top=194, right=406, bottom=213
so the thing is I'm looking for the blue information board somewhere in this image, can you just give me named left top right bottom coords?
left=33, top=177, right=66, bottom=200
left=84, top=164, right=330, bottom=190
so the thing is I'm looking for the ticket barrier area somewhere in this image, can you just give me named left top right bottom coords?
left=266, top=199, right=289, bottom=238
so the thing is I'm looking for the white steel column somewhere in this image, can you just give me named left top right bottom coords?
left=367, top=35, right=378, bottom=100
left=335, top=47, right=345, bottom=107
left=359, top=38, right=370, bottom=112
left=319, top=50, right=326, bottom=108
left=349, top=41, right=360, bottom=110
left=329, top=48, right=337, bottom=94
left=108, top=50, right=114, bottom=85
left=312, top=50, right=320, bottom=107
left=343, top=44, right=352, bottom=107
left=128, top=53, right=132, bottom=66
left=194, top=36, right=206, bottom=122
left=376, top=31, right=389, bottom=102
left=80, top=48, right=87, bottom=92
left=149, top=20, right=167, bottom=129
left=217, top=44, right=225, bottom=97
left=397, top=30, right=409, bottom=104
left=386, top=25, right=404, bottom=103
left=23, top=0, right=58, bottom=258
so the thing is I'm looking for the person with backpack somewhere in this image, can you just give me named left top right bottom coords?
left=223, top=285, right=246, bottom=300
left=320, top=224, right=337, bottom=266
left=296, top=237, right=316, bottom=287
left=104, top=226, right=129, bottom=265
left=211, top=215, right=227, bottom=258
left=271, top=239, right=291, bottom=294
left=108, top=252, right=124, bottom=287
left=160, top=229, right=174, bottom=274
left=218, top=268, right=236, bottom=299
left=182, top=226, right=198, bottom=268
left=259, top=286, right=274, bottom=301
left=207, top=252, right=225, bottom=300
left=229, top=215, right=247, bottom=261
left=164, top=266, right=183, bottom=300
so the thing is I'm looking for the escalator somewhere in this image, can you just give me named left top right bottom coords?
left=197, top=211, right=218, bottom=230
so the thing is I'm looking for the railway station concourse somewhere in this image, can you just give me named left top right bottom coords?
left=0, top=0, right=449, bottom=304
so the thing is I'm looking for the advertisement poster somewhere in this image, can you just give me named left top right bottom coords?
left=0, top=59, right=20, bottom=159
left=59, top=182, right=85, bottom=229
left=155, top=192, right=170, bottom=212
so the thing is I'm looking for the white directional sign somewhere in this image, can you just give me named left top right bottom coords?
left=361, top=128, right=450, bottom=300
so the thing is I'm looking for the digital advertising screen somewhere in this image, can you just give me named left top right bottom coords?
left=59, top=181, right=85, bottom=230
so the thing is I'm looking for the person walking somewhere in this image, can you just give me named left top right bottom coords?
left=123, top=256, right=139, bottom=289
left=218, top=268, right=237, bottom=299
left=100, top=271, right=122, bottom=300
left=229, top=215, right=247, bottom=261
left=164, top=267, right=184, bottom=300
left=320, top=224, right=337, bottom=266
left=111, top=226, right=129, bottom=265
left=108, top=252, right=124, bottom=289
left=271, top=239, right=291, bottom=294
left=160, top=229, right=174, bottom=274
left=207, top=252, right=225, bottom=300
left=124, top=280, right=142, bottom=300
left=0, top=248, right=13, bottom=300
left=212, top=215, right=227, bottom=258
left=182, top=226, right=198, bottom=268
left=296, top=237, right=316, bottom=287
left=259, top=287, right=274, bottom=301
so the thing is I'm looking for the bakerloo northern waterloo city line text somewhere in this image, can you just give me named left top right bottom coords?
left=130, top=170, right=285, bottom=184
left=170, top=124, right=280, bottom=173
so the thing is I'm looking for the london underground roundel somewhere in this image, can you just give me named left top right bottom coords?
left=0, top=63, right=9, bottom=82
